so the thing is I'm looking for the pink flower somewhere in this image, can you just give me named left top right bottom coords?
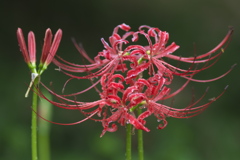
left=52, top=23, right=138, bottom=79
left=39, top=73, right=150, bottom=137
left=38, top=29, right=62, bottom=74
left=38, top=24, right=234, bottom=136
left=39, top=71, right=228, bottom=137
left=53, top=24, right=233, bottom=84
left=128, top=25, right=234, bottom=83
left=17, top=28, right=37, bottom=73
left=133, top=74, right=227, bottom=130
left=17, top=28, right=62, bottom=75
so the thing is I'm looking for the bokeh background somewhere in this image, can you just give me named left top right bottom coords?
left=1, top=0, right=239, bottom=160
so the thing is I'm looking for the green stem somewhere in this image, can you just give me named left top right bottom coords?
left=137, top=109, right=144, bottom=160
left=31, top=78, right=39, bottom=160
left=39, top=91, right=52, bottom=160
left=126, top=124, right=132, bottom=160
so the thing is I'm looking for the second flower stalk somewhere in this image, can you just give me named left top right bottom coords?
left=17, top=28, right=62, bottom=160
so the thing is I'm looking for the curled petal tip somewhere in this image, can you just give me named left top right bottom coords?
left=119, top=23, right=131, bottom=31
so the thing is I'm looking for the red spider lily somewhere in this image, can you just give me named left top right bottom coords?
left=17, top=28, right=62, bottom=75
left=52, top=24, right=233, bottom=83
left=129, top=25, right=234, bottom=83
left=37, top=24, right=234, bottom=137
left=52, top=23, right=135, bottom=78
left=38, top=74, right=150, bottom=137
left=133, top=74, right=227, bottom=130
left=38, top=71, right=228, bottom=137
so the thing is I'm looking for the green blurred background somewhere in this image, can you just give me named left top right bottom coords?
left=1, top=0, right=239, bottom=159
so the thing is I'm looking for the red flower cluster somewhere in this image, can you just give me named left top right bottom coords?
left=41, top=24, right=233, bottom=137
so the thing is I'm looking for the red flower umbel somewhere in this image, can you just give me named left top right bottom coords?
left=39, top=24, right=234, bottom=136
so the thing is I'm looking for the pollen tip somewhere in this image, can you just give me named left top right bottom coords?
left=205, top=86, right=210, bottom=92
left=228, top=26, right=234, bottom=31
left=231, top=63, right=237, bottom=69
left=224, top=85, right=229, bottom=90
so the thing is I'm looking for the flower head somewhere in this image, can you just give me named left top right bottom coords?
left=17, top=28, right=62, bottom=97
left=38, top=29, right=62, bottom=75
left=17, top=28, right=37, bottom=73
left=53, top=24, right=233, bottom=83
left=52, top=23, right=137, bottom=78
left=17, top=28, right=62, bottom=75
left=39, top=24, right=234, bottom=136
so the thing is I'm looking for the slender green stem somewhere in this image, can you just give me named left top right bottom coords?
left=31, top=78, right=39, bottom=160
left=126, top=124, right=132, bottom=160
left=137, top=109, right=144, bottom=160
left=39, top=91, right=52, bottom=160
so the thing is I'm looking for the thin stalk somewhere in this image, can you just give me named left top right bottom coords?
left=126, top=123, right=132, bottom=160
left=39, top=91, right=53, bottom=160
left=137, top=109, right=144, bottom=160
left=31, top=77, right=39, bottom=160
